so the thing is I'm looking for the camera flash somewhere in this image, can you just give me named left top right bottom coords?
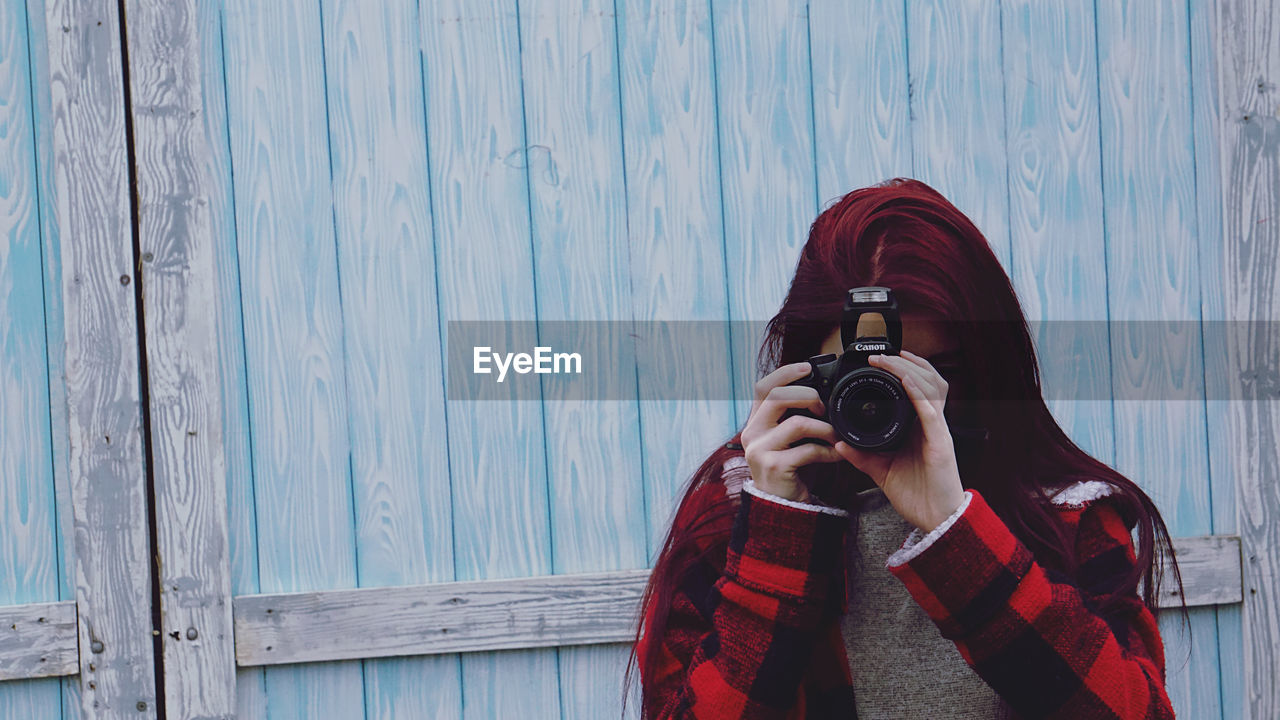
left=850, top=288, right=889, bottom=303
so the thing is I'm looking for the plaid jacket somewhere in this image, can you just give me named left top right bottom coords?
left=637, top=472, right=1174, bottom=719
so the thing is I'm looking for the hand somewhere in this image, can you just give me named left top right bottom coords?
left=832, top=349, right=966, bottom=532
left=740, top=362, right=846, bottom=502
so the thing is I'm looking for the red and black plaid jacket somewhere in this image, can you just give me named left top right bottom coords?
left=636, top=473, right=1174, bottom=719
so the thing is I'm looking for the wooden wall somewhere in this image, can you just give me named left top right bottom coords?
left=1, top=0, right=1272, bottom=717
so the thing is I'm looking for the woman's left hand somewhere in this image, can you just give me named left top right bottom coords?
left=832, top=349, right=967, bottom=533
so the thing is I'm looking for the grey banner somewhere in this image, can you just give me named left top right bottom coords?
left=445, top=320, right=1278, bottom=402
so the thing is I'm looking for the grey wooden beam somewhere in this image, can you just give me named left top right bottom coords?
left=41, top=0, right=158, bottom=716
left=1217, top=1, right=1280, bottom=716
left=0, top=601, right=78, bottom=681
left=121, top=0, right=236, bottom=717
left=233, top=536, right=1241, bottom=667
left=234, top=569, right=652, bottom=667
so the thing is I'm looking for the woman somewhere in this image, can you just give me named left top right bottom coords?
left=625, top=179, right=1184, bottom=719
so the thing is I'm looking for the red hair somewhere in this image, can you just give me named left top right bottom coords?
left=622, top=178, right=1184, bottom=718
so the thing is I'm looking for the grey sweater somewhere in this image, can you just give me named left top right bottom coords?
left=840, top=485, right=1003, bottom=718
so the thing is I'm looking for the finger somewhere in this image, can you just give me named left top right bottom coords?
left=750, top=362, right=814, bottom=417
left=754, top=385, right=825, bottom=428
left=833, top=441, right=891, bottom=485
left=771, top=442, right=845, bottom=470
left=901, top=373, right=950, bottom=444
left=760, top=414, right=839, bottom=450
left=870, top=354, right=943, bottom=395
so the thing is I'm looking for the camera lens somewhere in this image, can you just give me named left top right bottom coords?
left=827, top=369, right=913, bottom=451
left=846, top=386, right=893, bottom=434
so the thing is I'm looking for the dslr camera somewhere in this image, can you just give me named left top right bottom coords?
left=781, top=286, right=915, bottom=452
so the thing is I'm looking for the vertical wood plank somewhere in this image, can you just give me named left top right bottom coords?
left=1000, top=0, right=1114, bottom=463
left=1094, top=1, right=1221, bottom=716
left=418, top=1, right=559, bottom=716
left=906, top=0, right=1012, bottom=268
left=1189, top=0, right=1245, bottom=716
left=711, top=0, right=818, bottom=422
left=40, top=0, right=158, bottom=715
left=614, top=0, right=736, bottom=564
left=0, top=0, right=64, bottom=714
left=317, top=0, right=462, bottom=715
left=516, top=0, right=644, bottom=717
left=809, top=0, right=912, bottom=198
left=121, top=0, right=236, bottom=716
left=1217, top=0, right=1280, bottom=715
left=186, top=0, right=269, bottom=714
left=220, top=0, right=365, bottom=715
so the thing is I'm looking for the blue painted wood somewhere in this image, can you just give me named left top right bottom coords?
left=1188, top=1, right=1243, bottom=717
left=1094, top=1, right=1221, bottom=716
left=1000, top=0, right=1115, bottom=463
left=190, top=0, right=269, bottom=715
left=417, top=1, right=559, bottom=717
left=318, top=0, right=463, bottom=716
left=614, top=0, right=736, bottom=567
left=220, top=0, right=364, bottom=716
left=906, top=0, right=1012, bottom=270
left=711, top=0, right=819, bottom=425
left=515, top=1, right=645, bottom=717
left=0, top=0, right=62, bottom=715
left=810, top=0, right=912, bottom=199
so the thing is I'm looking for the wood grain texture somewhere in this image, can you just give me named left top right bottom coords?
left=121, top=0, right=236, bottom=716
left=1000, top=0, right=1114, bottom=464
left=1189, top=1, right=1246, bottom=717
left=417, top=0, right=558, bottom=714
left=710, top=0, right=818, bottom=425
left=220, top=0, right=364, bottom=715
left=516, top=2, right=644, bottom=716
left=1094, top=2, right=1220, bottom=716
left=0, top=601, right=77, bottom=681
left=1217, top=0, right=1280, bottom=715
left=232, top=541, right=1240, bottom=668
left=187, top=0, right=269, bottom=714
left=40, top=0, right=158, bottom=714
left=809, top=0, right=912, bottom=199
left=615, top=0, right=736, bottom=566
left=318, top=0, right=462, bottom=715
left=233, top=570, right=650, bottom=666
left=906, top=0, right=1012, bottom=268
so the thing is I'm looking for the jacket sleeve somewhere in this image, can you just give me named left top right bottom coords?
left=887, top=488, right=1175, bottom=719
left=637, top=485, right=850, bottom=719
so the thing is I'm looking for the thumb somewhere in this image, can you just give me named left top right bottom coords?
left=834, top=441, right=890, bottom=486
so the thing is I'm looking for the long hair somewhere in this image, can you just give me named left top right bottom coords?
left=622, top=178, right=1185, bottom=719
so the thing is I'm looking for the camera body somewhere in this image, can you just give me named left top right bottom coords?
left=782, top=286, right=915, bottom=452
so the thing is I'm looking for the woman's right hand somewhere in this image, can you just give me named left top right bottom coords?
left=739, top=362, right=846, bottom=502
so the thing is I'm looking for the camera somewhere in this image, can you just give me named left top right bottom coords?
left=781, top=286, right=915, bottom=452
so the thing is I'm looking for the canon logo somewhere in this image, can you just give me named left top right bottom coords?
left=854, top=342, right=888, bottom=351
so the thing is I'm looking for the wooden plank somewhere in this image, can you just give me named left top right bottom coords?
left=810, top=0, right=912, bottom=197
left=233, top=536, right=1240, bottom=667
left=711, top=0, right=818, bottom=425
left=1000, top=0, right=1114, bottom=464
left=219, top=0, right=364, bottom=716
left=418, top=0, right=558, bottom=716
left=0, top=601, right=78, bottom=681
left=1094, top=2, right=1221, bottom=716
left=40, top=0, right=159, bottom=715
left=316, top=0, right=461, bottom=716
left=1189, top=1, right=1247, bottom=717
left=233, top=570, right=651, bottom=666
left=1216, top=0, right=1280, bottom=716
left=906, top=0, right=1011, bottom=268
left=185, top=0, right=269, bottom=715
left=120, top=0, right=236, bottom=717
left=613, top=1, right=736, bottom=559
left=516, top=1, right=644, bottom=717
